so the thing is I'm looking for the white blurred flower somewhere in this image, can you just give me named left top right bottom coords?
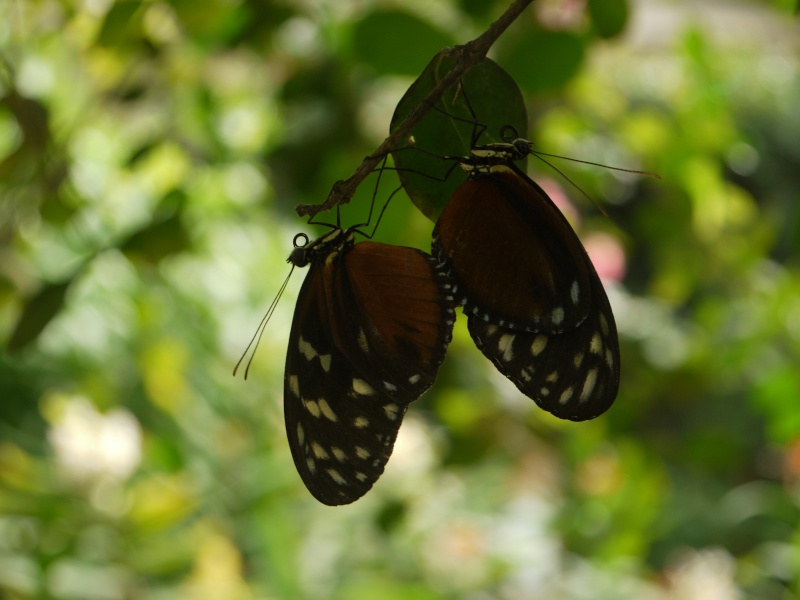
left=48, top=397, right=142, bottom=483
left=666, top=548, right=741, bottom=600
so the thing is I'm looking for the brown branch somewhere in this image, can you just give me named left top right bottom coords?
left=295, top=0, right=534, bottom=217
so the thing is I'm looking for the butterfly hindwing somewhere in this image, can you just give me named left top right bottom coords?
left=284, top=235, right=453, bottom=505
left=467, top=256, right=619, bottom=421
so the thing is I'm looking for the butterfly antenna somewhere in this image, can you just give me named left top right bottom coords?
left=233, top=265, right=295, bottom=380
left=530, top=149, right=661, bottom=180
left=528, top=154, right=610, bottom=218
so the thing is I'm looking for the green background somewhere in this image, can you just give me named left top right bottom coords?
left=2, top=0, right=800, bottom=598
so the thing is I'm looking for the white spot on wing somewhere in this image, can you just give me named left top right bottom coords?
left=327, top=468, right=347, bottom=485
left=498, top=333, right=515, bottom=362
left=600, top=314, right=610, bottom=335
left=304, top=399, right=321, bottom=417
left=408, top=374, right=420, bottom=385
left=571, top=281, right=580, bottom=305
left=319, top=354, right=332, bottom=372
left=353, top=379, right=375, bottom=395
left=590, top=332, right=603, bottom=354
left=355, top=472, right=368, bottom=482
left=605, top=348, right=615, bottom=368
left=559, top=386, right=574, bottom=404
left=546, top=371, right=559, bottom=383
left=318, top=398, right=338, bottom=422
left=331, top=447, right=347, bottom=462
left=580, top=369, right=598, bottom=402
left=311, top=442, right=329, bottom=459
left=298, top=336, right=317, bottom=361
left=551, top=307, right=565, bottom=326
left=573, top=352, right=584, bottom=368
left=531, top=335, right=548, bottom=356
left=296, top=423, right=304, bottom=446
left=299, top=336, right=331, bottom=371
left=306, top=457, right=316, bottom=474
left=354, top=416, right=369, bottom=429
left=384, top=403, right=400, bottom=420
left=355, top=446, right=371, bottom=460
left=358, top=328, right=369, bottom=353
left=288, top=375, right=300, bottom=397
left=383, top=381, right=397, bottom=392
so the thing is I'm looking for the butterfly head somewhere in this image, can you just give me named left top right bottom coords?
left=509, top=137, right=534, bottom=158
left=287, top=228, right=355, bottom=268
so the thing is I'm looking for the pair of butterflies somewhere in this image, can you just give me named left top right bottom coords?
left=282, top=129, right=620, bottom=506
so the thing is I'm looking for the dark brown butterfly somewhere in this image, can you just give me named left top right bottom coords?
left=283, top=227, right=454, bottom=505
left=432, top=134, right=620, bottom=421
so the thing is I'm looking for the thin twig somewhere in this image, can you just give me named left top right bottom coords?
left=295, top=0, right=534, bottom=217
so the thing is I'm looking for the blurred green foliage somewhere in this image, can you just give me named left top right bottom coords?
left=2, top=1, right=800, bottom=599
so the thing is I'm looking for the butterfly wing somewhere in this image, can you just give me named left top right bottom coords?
left=433, top=166, right=592, bottom=333
left=338, top=241, right=454, bottom=395
left=467, top=268, right=619, bottom=421
left=284, top=242, right=453, bottom=505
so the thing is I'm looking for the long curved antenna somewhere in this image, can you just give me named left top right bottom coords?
left=233, top=265, right=296, bottom=380
left=526, top=149, right=661, bottom=217
left=528, top=149, right=661, bottom=180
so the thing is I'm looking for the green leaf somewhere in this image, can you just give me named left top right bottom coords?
left=96, top=1, right=145, bottom=47
left=7, top=279, right=73, bottom=353
left=390, top=53, right=527, bottom=220
left=351, top=10, right=454, bottom=76
left=120, top=191, right=190, bottom=265
left=588, top=0, right=629, bottom=39
left=120, top=213, right=190, bottom=265
left=501, top=29, right=586, bottom=92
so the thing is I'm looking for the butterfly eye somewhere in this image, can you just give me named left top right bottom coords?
left=293, top=233, right=309, bottom=248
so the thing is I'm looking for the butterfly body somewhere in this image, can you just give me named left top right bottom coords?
left=284, top=227, right=454, bottom=505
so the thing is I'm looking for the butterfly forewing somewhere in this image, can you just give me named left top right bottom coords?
left=433, top=166, right=592, bottom=334
left=467, top=270, right=619, bottom=421
left=284, top=232, right=453, bottom=505
left=285, top=269, right=396, bottom=505
left=339, top=242, right=454, bottom=394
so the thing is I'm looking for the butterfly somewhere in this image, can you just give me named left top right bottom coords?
left=282, top=226, right=454, bottom=505
left=430, top=130, right=620, bottom=421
